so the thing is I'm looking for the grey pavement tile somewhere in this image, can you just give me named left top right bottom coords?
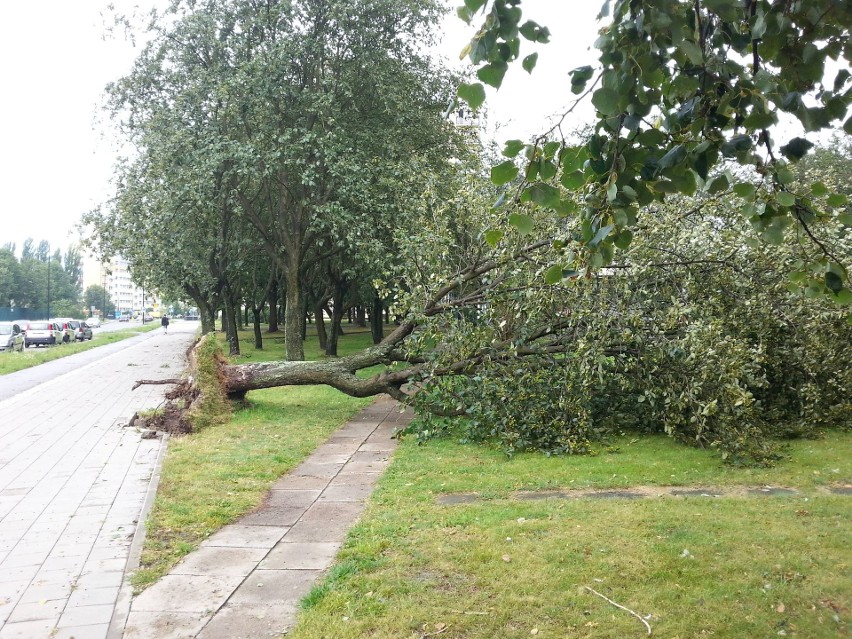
left=358, top=439, right=397, bottom=453
left=40, top=554, right=88, bottom=573
left=196, top=602, right=296, bottom=639
left=76, top=571, right=124, bottom=590
left=53, top=623, right=109, bottom=639
left=318, top=482, right=376, bottom=502
left=6, top=598, right=64, bottom=623
left=200, top=525, right=288, bottom=550
left=0, top=618, right=57, bottom=639
left=284, top=502, right=366, bottom=542
left=290, top=461, right=345, bottom=479
left=259, top=542, right=341, bottom=570
left=270, top=474, right=329, bottom=491
left=228, top=569, right=322, bottom=606
left=58, top=603, right=116, bottom=627
left=130, top=574, right=244, bottom=614
left=239, top=505, right=307, bottom=527
left=0, top=565, right=39, bottom=585
left=82, top=558, right=128, bottom=574
left=17, top=580, right=73, bottom=604
left=66, top=586, right=120, bottom=608
left=122, top=611, right=209, bottom=639
left=0, top=551, right=51, bottom=569
left=302, top=452, right=352, bottom=465
left=171, top=546, right=268, bottom=577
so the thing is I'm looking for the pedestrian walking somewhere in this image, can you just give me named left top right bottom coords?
left=161, top=315, right=170, bottom=334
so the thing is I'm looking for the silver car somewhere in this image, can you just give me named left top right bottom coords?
left=0, top=322, right=25, bottom=352
left=24, top=321, right=63, bottom=347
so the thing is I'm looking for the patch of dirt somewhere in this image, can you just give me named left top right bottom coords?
left=146, top=404, right=193, bottom=435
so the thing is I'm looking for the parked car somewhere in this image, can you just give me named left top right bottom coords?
left=0, top=322, right=25, bottom=352
left=72, top=321, right=93, bottom=341
left=86, top=316, right=101, bottom=328
left=51, top=318, right=75, bottom=343
left=185, top=312, right=199, bottom=321
left=24, top=321, right=63, bottom=347
left=119, top=313, right=131, bottom=322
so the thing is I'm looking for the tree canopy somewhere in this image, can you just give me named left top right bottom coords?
left=458, top=0, right=852, bottom=310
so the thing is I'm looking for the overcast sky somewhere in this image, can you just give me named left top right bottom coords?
left=0, top=1, right=600, bottom=257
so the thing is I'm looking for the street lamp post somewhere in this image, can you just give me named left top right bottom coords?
left=46, top=248, right=51, bottom=320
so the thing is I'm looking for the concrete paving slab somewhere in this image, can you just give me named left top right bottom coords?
left=0, top=617, right=57, bottom=638
left=54, top=623, right=110, bottom=639
left=6, top=599, right=64, bottom=623
left=195, top=602, right=295, bottom=639
left=258, top=542, right=341, bottom=570
left=59, top=603, right=116, bottom=627
left=171, top=547, right=268, bottom=577
left=123, top=611, right=209, bottom=639
left=67, top=586, right=121, bottom=608
left=200, top=525, right=288, bottom=549
left=318, top=481, right=377, bottom=502
left=271, top=474, right=330, bottom=490
left=228, top=569, right=322, bottom=606
left=284, top=502, right=367, bottom=542
left=130, top=574, right=244, bottom=614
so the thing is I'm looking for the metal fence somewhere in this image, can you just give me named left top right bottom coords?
left=0, top=308, right=46, bottom=322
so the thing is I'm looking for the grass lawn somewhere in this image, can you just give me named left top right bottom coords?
left=134, top=322, right=850, bottom=637
left=0, top=323, right=159, bottom=376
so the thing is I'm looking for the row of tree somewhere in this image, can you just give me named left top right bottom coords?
left=86, top=0, right=461, bottom=360
left=0, top=241, right=86, bottom=318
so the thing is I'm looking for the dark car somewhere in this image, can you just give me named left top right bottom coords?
left=72, top=321, right=93, bottom=341
left=0, top=322, right=25, bottom=352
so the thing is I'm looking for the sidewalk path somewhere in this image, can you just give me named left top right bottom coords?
left=0, top=324, right=197, bottom=639
left=118, top=396, right=413, bottom=639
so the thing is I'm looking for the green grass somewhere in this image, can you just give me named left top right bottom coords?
left=290, top=433, right=850, bottom=639
left=0, top=323, right=159, bottom=376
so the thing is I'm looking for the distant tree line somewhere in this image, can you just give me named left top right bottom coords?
left=0, top=240, right=86, bottom=319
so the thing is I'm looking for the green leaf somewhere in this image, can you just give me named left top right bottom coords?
left=591, top=87, right=620, bottom=116
left=502, top=140, right=525, bottom=158
left=613, top=229, right=633, bottom=250
left=733, top=183, right=757, bottom=199
left=509, top=213, right=534, bottom=235
left=491, top=160, right=519, bottom=186
left=457, top=83, right=486, bottom=111
left=825, top=271, right=843, bottom=293
left=776, top=191, right=796, bottom=207
left=657, top=144, right=687, bottom=170
left=826, top=193, right=849, bottom=207
left=544, top=264, right=564, bottom=285
left=780, top=137, right=814, bottom=161
left=838, top=213, right=852, bottom=227
left=539, top=160, right=558, bottom=181
left=528, top=183, right=561, bottom=208
left=522, top=53, right=538, bottom=74
left=707, top=174, right=730, bottom=194
left=477, top=62, right=508, bottom=89
left=678, top=40, right=704, bottom=65
left=560, top=170, right=586, bottom=190
left=844, top=115, right=852, bottom=135
left=589, top=224, right=614, bottom=247
left=810, top=182, right=829, bottom=197
left=484, top=229, right=504, bottom=248
left=743, top=110, right=777, bottom=130
left=833, top=288, right=852, bottom=306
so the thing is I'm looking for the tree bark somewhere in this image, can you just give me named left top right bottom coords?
left=267, top=278, right=279, bottom=332
left=252, top=307, right=263, bottom=349
left=283, top=264, right=304, bottom=360
left=370, top=295, right=384, bottom=344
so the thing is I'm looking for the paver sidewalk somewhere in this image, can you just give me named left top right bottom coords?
left=0, top=324, right=197, bottom=639
left=118, top=397, right=413, bottom=639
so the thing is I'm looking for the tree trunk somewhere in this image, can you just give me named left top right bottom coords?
left=356, top=305, right=366, bottom=327
left=223, top=294, right=240, bottom=356
left=314, top=300, right=328, bottom=351
left=326, top=282, right=347, bottom=357
left=252, top=307, right=263, bottom=350
left=371, top=295, right=384, bottom=344
left=284, top=267, right=304, bottom=361
left=267, top=279, right=279, bottom=333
